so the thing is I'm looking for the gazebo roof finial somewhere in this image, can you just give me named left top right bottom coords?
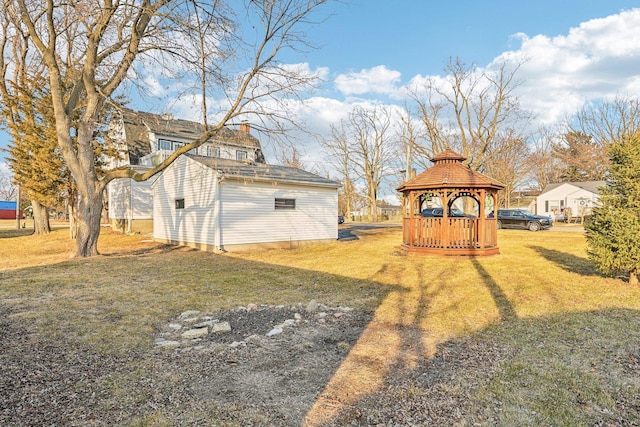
left=430, top=148, right=466, bottom=164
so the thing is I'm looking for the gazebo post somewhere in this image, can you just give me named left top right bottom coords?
left=478, top=189, right=486, bottom=249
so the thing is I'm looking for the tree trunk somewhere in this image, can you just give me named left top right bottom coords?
left=68, top=188, right=78, bottom=240
left=630, top=270, right=639, bottom=286
left=71, top=187, right=103, bottom=257
left=31, top=200, right=51, bottom=234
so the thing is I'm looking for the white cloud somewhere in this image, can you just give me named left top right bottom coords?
left=0, top=161, right=10, bottom=175
left=334, top=65, right=402, bottom=96
left=493, top=8, right=640, bottom=124
left=142, top=75, right=166, bottom=97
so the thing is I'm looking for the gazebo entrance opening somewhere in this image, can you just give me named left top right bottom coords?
left=398, top=149, right=505, bottom=256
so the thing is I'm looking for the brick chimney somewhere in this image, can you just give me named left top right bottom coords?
left=240, top=122, right=250, bottom=134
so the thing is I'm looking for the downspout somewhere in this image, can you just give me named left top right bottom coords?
left=214, top=171, right=224, bottom=252
left=127, top=179, right=133, bottom=234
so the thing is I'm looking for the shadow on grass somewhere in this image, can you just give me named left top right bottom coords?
left=2, top=239, right=638, bottom=426
left=0, top=228, right=35, bottom=238
left=471, top=258, right=518, bottom=322
left=327, top=307, right=640, bottom=426
left=528, top=245, right=601, bottom=277
left=0, top=249, right=399, bottom=427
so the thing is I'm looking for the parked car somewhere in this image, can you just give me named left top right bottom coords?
left=421, top=208, right=476, bottom=218
left=496, top=209, right=553, bottom=231
left=338, top=215, right=345, bottom=224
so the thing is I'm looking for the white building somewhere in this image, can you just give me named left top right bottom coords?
left=536, top=181, right=605, bottom=221
left=152, top=155, right=341, bottom=252
left=105, top=108, right=265, bottom=232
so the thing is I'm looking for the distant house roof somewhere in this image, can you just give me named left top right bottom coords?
left=187, top=155, right=341, bottom=188
left=540, top=181, right=606, bottom=195
left=0, top=201, right=17, bottom=210
left=397, top=148, right=505, bottom=192
left=118, top=108, right=262, bottom=164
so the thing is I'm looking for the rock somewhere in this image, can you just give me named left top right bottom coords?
left=167, top=323, right=182, bottom=330
left=306, top=299, right=319, bottom=313
left=317, top=312, right=327, bottom=319
left=294, top=313, right=302, bottom=320
left=194, top=320, right=216, bottom=328
left=179, top=310, right=200, bottom=319
left=181, top=328, right=209, bottom=339
left=229, top=341, right=246, bottom=348
left=334, top=312, right=345, bottom=318
left=212, top=321, right=231, bottom=333
left=194, top=345, right=205, bottom=351
left=266, top=327, right=283, bottom=337
left=247, top=303, right=258, bottom=311
left=155, top=339, right=180, bottom=348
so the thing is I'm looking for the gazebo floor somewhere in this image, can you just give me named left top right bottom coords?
left=401, top=244, right=500, bottom=256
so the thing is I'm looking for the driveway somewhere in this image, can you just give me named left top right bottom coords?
left=338, top=222, right=401, bottom=241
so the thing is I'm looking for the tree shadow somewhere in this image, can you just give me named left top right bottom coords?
left=471, top=258, right=518, bottom=322
left=528, top=245, right=601, bottom=277
left=324, top=307, right=640, bottom=426
left=0, top=249, right=399, bottom=426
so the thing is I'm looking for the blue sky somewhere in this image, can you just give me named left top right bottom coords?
left=302, top=0, right=639, bottom=79
left=2, top=0, right=640, bottom=191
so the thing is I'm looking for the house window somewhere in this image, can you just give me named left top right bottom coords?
left=207, top=146, right=220, bottom=158
left=236, top=150, right=248, bottom=161
left=158, top=139, right=172, bottom=150
left=275, top=198, right=295, bottom=210
left=175, top=198, right=185, bottom=209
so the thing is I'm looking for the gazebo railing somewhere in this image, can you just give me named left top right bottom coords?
left=403, top=217, right=497, bottom=250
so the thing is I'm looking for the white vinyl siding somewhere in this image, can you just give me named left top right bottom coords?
left=219, top=180, right=337, bottom=245
left=152, top=156, right=338, bottom=249
left=153, top=156, right=218, bottom=246
left=536, top=183, right=600, bottom=217
left=108, top=177, right=154, bottom=220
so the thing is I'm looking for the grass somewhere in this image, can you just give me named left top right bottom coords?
left=1, top=223, right=639, bottom=425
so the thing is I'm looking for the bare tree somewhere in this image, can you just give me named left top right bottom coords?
left=411, top=57, right=532, bottom=173
left=552, top=131, right=607, bottom=181
left=396, top=104, right=426, bottom=179
left=0, top=166, right=16, bottom=200
left=322, top=121, right=356, bottom=218
left=483, top=132, right=530, bottom=207
left=2, top=0, right=331, bottom=256
left=525, top=126, right=564, bottom=191
left=571, top=95, right=640, bottom=146
left=323, top=105, right=396, bottom=222
left=274, top=144, right=307, bottom=170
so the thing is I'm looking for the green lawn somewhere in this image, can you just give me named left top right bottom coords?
left=1, top=225, right=638, bottom=426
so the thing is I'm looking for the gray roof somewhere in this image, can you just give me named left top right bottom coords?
left=540, top=181, right=606, bottom=195
left=119, top=108, right=262, bottom=164
left=188, top=155, right=341, bottom=188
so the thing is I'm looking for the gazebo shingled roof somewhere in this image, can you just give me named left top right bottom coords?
left=397, top=148, right=504, bottom=192
left=397, top=148, right=505, bottom=256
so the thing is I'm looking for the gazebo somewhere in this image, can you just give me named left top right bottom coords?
left=397, top=148, right=505, bottom=256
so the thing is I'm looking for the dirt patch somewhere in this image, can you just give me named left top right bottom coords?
left=0, top=303, right=375, bottom=426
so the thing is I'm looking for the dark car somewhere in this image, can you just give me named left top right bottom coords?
left=338, top=215, right=345, bottom=224
left=421, top=208, right=476, bottom=218
left=496, top=209, right=553, bottom=231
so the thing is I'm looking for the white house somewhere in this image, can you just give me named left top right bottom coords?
left=536, top=181, right=605, bottom=220
left=105, top=108, right=265, bottom=232
left=152, top=155, right=341, bottom=252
